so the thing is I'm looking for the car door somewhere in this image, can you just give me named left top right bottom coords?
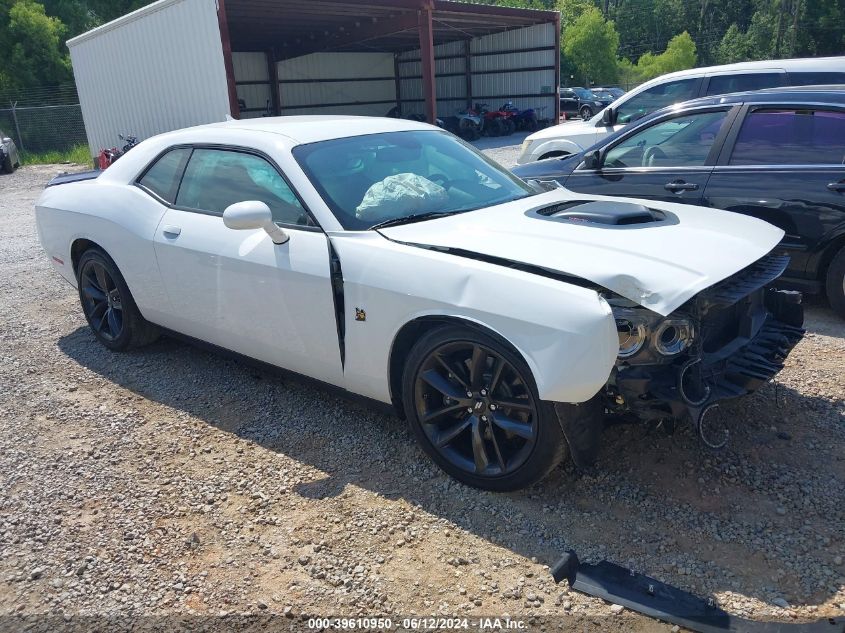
left=703, top=105, right=845, bottom=282
left=559, top=89, right=578, bottom=117
left=151, top=146, right=343, bottom=384
left=564, top=107, right=737, bottom=204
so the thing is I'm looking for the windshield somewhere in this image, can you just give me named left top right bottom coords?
left=574, top=88, right=596, bottom=100
left=293, top=130, right=535, bottom=230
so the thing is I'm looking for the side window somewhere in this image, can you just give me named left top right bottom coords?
left=789, top=71, right=845, bottom=86
left=705, top=72, right=783, bottom=96
left=615, top=78, right=700, bottom=124
left=175, top=149, right=311, bottom=225
left=602, top=110, right=729, bottom=169
left=138, top=148, right=191, bottom=203
left=730, top=108, right=845, bottom=166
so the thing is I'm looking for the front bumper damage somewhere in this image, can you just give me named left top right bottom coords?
left=550, top=551, right=845, bottom=633
left=610, top=254, right=804, bottom=442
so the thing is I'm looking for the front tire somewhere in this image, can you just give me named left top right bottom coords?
left=825, top=246, right=845, bottom=318
left=1, top=153, right=12, bottom=173
left=580, top=106, right=593, bottom=120
left=77, top=248, right=159, bottom=350
left=402, top=326, right=567, bottom=491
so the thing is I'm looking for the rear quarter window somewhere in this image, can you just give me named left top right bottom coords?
left=138, top=148, right=191, bottom=203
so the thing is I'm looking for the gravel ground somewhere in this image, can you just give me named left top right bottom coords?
left=1, top=161, right=844, bottom=632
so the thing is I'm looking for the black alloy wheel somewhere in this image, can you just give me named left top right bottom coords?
left=80, top=259, right=124, bottom=342
left=76, top=248, right=159, bottom=351
left=580, top=105, right=594, bottom=120
left=403, top=326, right=567, bottom=491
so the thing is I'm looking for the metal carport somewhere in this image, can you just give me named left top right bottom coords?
left=223, top=0, right=561, bottom=125
left=67, top=0, right=560, bottom=154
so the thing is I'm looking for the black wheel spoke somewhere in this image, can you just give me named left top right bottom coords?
left=468, top=345, right=487, bottom=389
left=107, top=308, right=121, bottom=336
left=493, top=397, right=532, bottom=412
left=492, top=412, right=533, bottom=439
left=82, top=284, right=106, bottom=302
left=94, top=265, right=110, bottom=293
left=434, top=353, right=469, bottom=390
left=420, top=369, right=467, bottom=401
left=436, top=418, right=472, bottom=448
left=422, top=403, right=467, bottom=425
left=488, top=355, right=506, bottom=394
left=489, top=427, right=507, bottom=471
left=470, top=419, right=490, bottom=473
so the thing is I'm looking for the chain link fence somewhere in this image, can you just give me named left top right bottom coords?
left=0, top=84, right=88, bottom=156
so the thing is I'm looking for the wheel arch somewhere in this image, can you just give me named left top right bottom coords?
left=70, top=237, right=104, bottom=274
left=817, top=232, right=845, bottom=289
left=387, top=315, right=536, bottom=416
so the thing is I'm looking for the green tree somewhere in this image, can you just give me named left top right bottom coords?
left=0, top=0, right=71, bottom=92
left=635, top=31, right=697, bottom=81
left=563, top=6, right=619, bottom=85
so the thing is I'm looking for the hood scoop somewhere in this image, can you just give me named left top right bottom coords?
left=532, top=200, right=669, bottom=227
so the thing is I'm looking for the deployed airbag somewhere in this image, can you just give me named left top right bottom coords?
left=356, top=173, right=448, bottom=221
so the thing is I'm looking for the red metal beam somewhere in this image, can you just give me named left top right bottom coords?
left=217, top=0, right=241, bottom=119
left=554, top=12, right=561, bottom=122
left=418, top=2, right=437, bottom=124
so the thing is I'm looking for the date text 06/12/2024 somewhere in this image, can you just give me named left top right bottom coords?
left=306, top=618, right=527, bottom=630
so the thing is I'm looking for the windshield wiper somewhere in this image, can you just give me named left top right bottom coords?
left=370, top=211, right=463, bottom=231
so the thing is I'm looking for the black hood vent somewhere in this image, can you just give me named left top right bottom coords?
left=532, top=200, right=669, bottom=226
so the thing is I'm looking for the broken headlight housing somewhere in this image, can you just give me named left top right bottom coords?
left=610, top=302, right=695, bottom=363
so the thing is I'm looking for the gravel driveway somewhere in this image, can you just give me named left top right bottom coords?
left=1, top=162, right=844, bottom=632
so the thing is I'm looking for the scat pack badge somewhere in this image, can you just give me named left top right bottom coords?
left=355, top=308, right=367, bottom=322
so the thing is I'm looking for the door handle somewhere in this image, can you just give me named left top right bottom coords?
left=664, top=180, right=699, bottom=192
left=827, top=181, right=845, bottom=192
left=162, top=224, right=181, bottom=237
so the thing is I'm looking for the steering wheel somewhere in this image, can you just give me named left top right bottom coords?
left=643, top=145, right=667, bottom=167
left=429, top=173, right=451, bottom=189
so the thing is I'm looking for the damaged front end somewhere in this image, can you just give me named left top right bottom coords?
left=603, top=252, right=804, bottom=445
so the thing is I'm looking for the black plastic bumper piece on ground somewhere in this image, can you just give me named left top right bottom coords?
left=551, top=551, right=845, bottom=633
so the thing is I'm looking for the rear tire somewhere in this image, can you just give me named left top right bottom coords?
left=76, top=248, right=159, bottom=351
left=1, top=153, right=12, bottom=173
left=402, top=325, right=568, bottom=491
left=825, top=246, right=845, bottom=318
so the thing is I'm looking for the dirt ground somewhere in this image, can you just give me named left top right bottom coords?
left=0, top=163, right=843, bottom=632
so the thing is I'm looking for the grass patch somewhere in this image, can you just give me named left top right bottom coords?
left=20, top=144, right=92, bottom=167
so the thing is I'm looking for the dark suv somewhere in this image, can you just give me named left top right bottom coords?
left=559, top=87, right=608, bottom=121
left=514, top=86, right=845, bottom=317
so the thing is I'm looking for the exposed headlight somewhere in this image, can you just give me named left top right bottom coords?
left=653, top=319, right=694, bottom=356
left=616, top=317, right=647, bottom=358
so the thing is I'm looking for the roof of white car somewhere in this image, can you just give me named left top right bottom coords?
left=204, top=115, right=434, bottom=145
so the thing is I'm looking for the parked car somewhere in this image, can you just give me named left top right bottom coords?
left=513, top=86, right=845, bottom=317
left=591, top=87, right=625, bottom=102
left=36, top=117, right=802, bottom=491
left=0, top=130, right=21, bottom=173
left=520, top=56, right=845, bottom=164
left=559, top=87, right=608, bottom=121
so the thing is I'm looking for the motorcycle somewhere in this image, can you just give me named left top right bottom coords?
left=97, top=133, right=140, bottom=170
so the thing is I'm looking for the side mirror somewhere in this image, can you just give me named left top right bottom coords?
left=1, top=138, right=11, bottom=144
left=582, top=150, right=602, bottom=170
left=223, top=201, right=289, bottom=245
left=601, top=107, right=615, bottom=127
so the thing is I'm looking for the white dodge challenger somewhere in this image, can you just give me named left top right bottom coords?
left=35, top=117, right=804, bottom=491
